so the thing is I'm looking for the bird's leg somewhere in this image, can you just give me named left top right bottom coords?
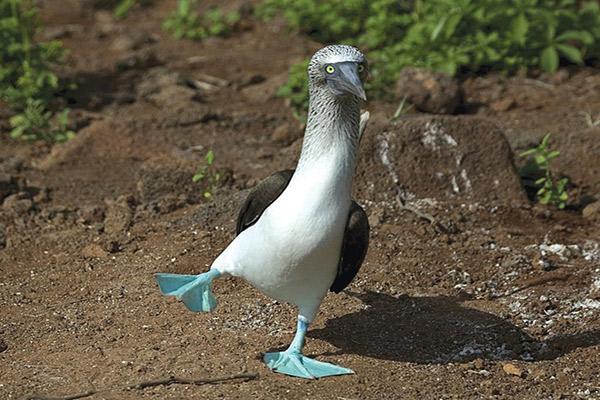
left=287, top=317, right=308, bottom=354
left=263, top=316, right=353, bottom=379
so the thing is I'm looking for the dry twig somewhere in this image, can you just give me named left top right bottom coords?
left=21, top=372, right=259, bottom=400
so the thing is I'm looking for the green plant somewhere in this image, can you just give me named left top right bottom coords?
left=1, top=0, right=66, bottom=107
left=114, top=0, right=136, bottom=18
left=1, top=0, right=72, bottom=142
left=192, top=150, right=221, bottom=199
left=113, top=0, right=153, bottom=18
left=391, top=95, right=414, bottom=122
left=9, top=99, right=74, bottom=142
left=163, top=0, right=239, bottom=40
left=276, top=59, right=310, bottom=119
left=259, top=0, right=600, bottom=115
left=520, top=133, right=569, bottom=209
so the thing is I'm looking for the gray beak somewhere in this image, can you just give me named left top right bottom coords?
left=326, top=62, right=367, bottom=101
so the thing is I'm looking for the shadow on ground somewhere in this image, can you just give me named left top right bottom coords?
left=309, top=291, right=600, bottom=364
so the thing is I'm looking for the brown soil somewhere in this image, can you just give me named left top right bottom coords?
left=1, top=1, right=600, bottom=399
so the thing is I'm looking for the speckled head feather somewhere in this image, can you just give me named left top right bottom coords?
left=308, top=45, right=367, bottom=85
left=298, top=45, right=368, bottom=167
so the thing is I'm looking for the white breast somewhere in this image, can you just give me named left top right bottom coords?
left=212, top=151, right=353, bottom=320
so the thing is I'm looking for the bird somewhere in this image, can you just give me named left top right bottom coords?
left=155, top=45, right=370, bottom=379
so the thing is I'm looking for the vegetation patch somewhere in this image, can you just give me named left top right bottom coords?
left=163, top=0, right=239, bottom=40
left=258, top=0, right=600, bottom=114
left=1, top=0, right=72, bottom=142
left=192, top=150, right=221, bottom=199
left=520, top=133, right=569, bottom=209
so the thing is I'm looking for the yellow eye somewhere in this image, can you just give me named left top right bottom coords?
left=325, top=65, right=335, bottom=74
left=358, top=64, right=365, bottom=73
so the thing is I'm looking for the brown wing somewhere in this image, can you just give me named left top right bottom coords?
left=236, top=169, right=295, bottom=235
left=330, top=201, right=370, bottom=293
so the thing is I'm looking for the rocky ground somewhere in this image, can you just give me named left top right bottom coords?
left=1, top=1, right=600, bottom=399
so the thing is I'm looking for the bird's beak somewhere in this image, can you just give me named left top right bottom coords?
left=326, top=62, right=367, bottom=101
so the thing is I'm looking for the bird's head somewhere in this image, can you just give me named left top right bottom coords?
left=308, top=45, right=368, bottom=101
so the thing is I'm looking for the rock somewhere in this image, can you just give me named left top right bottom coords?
left=136, top=156, right=198, bottom=204
left=241, top=72, right=288, bottom=103
left=582, top=201, right=600, bottom=221
left=552, top=127, right=600, bottom=195
left=33, top=187, right=50, bottom=204
left=81, top=243, right=108, bottom=259
left=590, top=277, right=600, bottom=299
left=1, top=156, right=24, bottom=172
left=0, top=223, right=6, bottom=249
left=157, top=193, right=187, bottom=214
left=42, top=24, right=83, bottom=40
left=104, top=195, right=134, bottom=238
left=368, top=205, right=384, bottom=228
left=94, top=10, right=117, bottom=37
left=115, top=49, right=160, bottom=71
left=110, top=31, right=155, bottom=52
left=395, top=68, right=461, bottom=114
left=501, top=254, right=531, bottom=270
left=149, top=84, right=197, bottom=109
left=502, top=362, right=525, bottom=378
left=356, top=115, right=527, bottom=203
left=271, top=122, right=301, bottom=145
left=0, top=338, right=7, bottom=353
left=78, top=205, right=106, bottom=224
left=0, top=172, right=17, bottom=202
left=2, top=193, right=33, bottom=216
left=137, top=68, right=198, bottom=109
left=239, top=74, right=266, bottom=88
left=490, top=97, right=516, bottom=112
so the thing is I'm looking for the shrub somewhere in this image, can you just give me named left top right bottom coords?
left=519, top=133, right=569, bottom=209
left=259, top=0, right=600, bottom=114
left=163, top=0, right=240, bottom=40
left=0, top=0, right=72, bottom=142
left=192, top=150, right=221, bottom=199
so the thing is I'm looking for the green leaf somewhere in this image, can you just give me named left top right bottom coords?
left=555, top=30, right=594, bottom=45
left=431, top=14, right=449, bottom=42
left=555, top=43, right=583, bottom=64
left=540, top=46, right=559, bottom=72
left=539, top=191, right=552, bottom=204
left=534, top=154, right=547, bottom=165
left=511, top=13, right=528, bottom=46
left=541, top=133, right=551, bottom=147
left=519, top=148, right=537, bottom=157
left=205, top=149, right=215, bottom=165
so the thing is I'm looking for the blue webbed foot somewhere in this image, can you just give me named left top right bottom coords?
left=155, top=269, right=221, bottom=312
left=264, top=349, right=353, bottom=379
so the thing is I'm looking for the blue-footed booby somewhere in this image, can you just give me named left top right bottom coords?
left=156, top=45, right=370, bottom=379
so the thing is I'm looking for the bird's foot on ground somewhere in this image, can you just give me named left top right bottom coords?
left=263, top=349, right=353, bottom=379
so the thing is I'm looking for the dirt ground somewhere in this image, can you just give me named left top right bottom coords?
left=1, top=1, right=600, bottom=399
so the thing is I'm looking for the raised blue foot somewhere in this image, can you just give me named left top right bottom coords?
left=264, top=349, right=353, bottom=379
left=264, top=316, right=353, bottom=379
left=155, top=269, right=221, bottom=312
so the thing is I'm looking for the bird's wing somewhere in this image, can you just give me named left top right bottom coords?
left=330, top=201, right=370, bottom=293
left=236, top=169, right=295, bottom=235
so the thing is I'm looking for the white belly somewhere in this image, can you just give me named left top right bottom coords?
left=211, top=158, right=353, bottom=321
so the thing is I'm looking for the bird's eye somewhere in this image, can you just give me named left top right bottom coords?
left=358, top=64, right=365, bottom=73
left=325, top=65, right=335, bottom=74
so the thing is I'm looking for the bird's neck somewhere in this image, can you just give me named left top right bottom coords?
left=296, top=87, right=361, bottom=175
left=285, top=88, right=361, bottom=208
